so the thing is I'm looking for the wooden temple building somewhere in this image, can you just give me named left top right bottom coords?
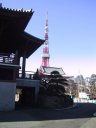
left=0, top=6, right=44, bottom=111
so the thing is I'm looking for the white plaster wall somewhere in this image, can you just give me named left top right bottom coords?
left=0, top=82, right=16, bottom=111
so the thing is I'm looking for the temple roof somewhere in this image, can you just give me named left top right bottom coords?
left=40, top=66, right=73, bottom=79
left=0, top=6, right=44, bottom=58
left=41, top=66, right=65, bottom=75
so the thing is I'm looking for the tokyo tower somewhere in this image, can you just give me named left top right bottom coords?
left=41, top=12, right=50, bottom=66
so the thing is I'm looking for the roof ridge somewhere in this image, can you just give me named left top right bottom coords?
left=0, top=6, right=33, bottom=13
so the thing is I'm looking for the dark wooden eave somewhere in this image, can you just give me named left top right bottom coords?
left=20, top=32, right=45, bottom=58
left=0, top=7, right=33, bottom=31
left=0, top=6, right=44, bottom=58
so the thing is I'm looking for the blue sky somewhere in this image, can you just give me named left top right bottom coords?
left=1, top=0, right=96, bottom=77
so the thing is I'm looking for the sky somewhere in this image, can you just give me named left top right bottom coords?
left=1, top=0, right=96, bottom=78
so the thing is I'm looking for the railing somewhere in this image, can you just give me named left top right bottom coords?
left=18, top=71, right=35, bottom=79
left=0, top=53, right=16, bottom=64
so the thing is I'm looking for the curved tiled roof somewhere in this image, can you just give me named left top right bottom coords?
left=0, top=6, right=33, bottom=14
left=0, top=6, right=44, bottom=58
left=0, top=6, right=33, bottom=31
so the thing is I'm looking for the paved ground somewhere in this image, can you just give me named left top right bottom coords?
left=0, top=103, right=96, bottom=128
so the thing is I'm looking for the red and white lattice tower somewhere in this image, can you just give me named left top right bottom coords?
left=41, top=12, right=50, bottom=66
